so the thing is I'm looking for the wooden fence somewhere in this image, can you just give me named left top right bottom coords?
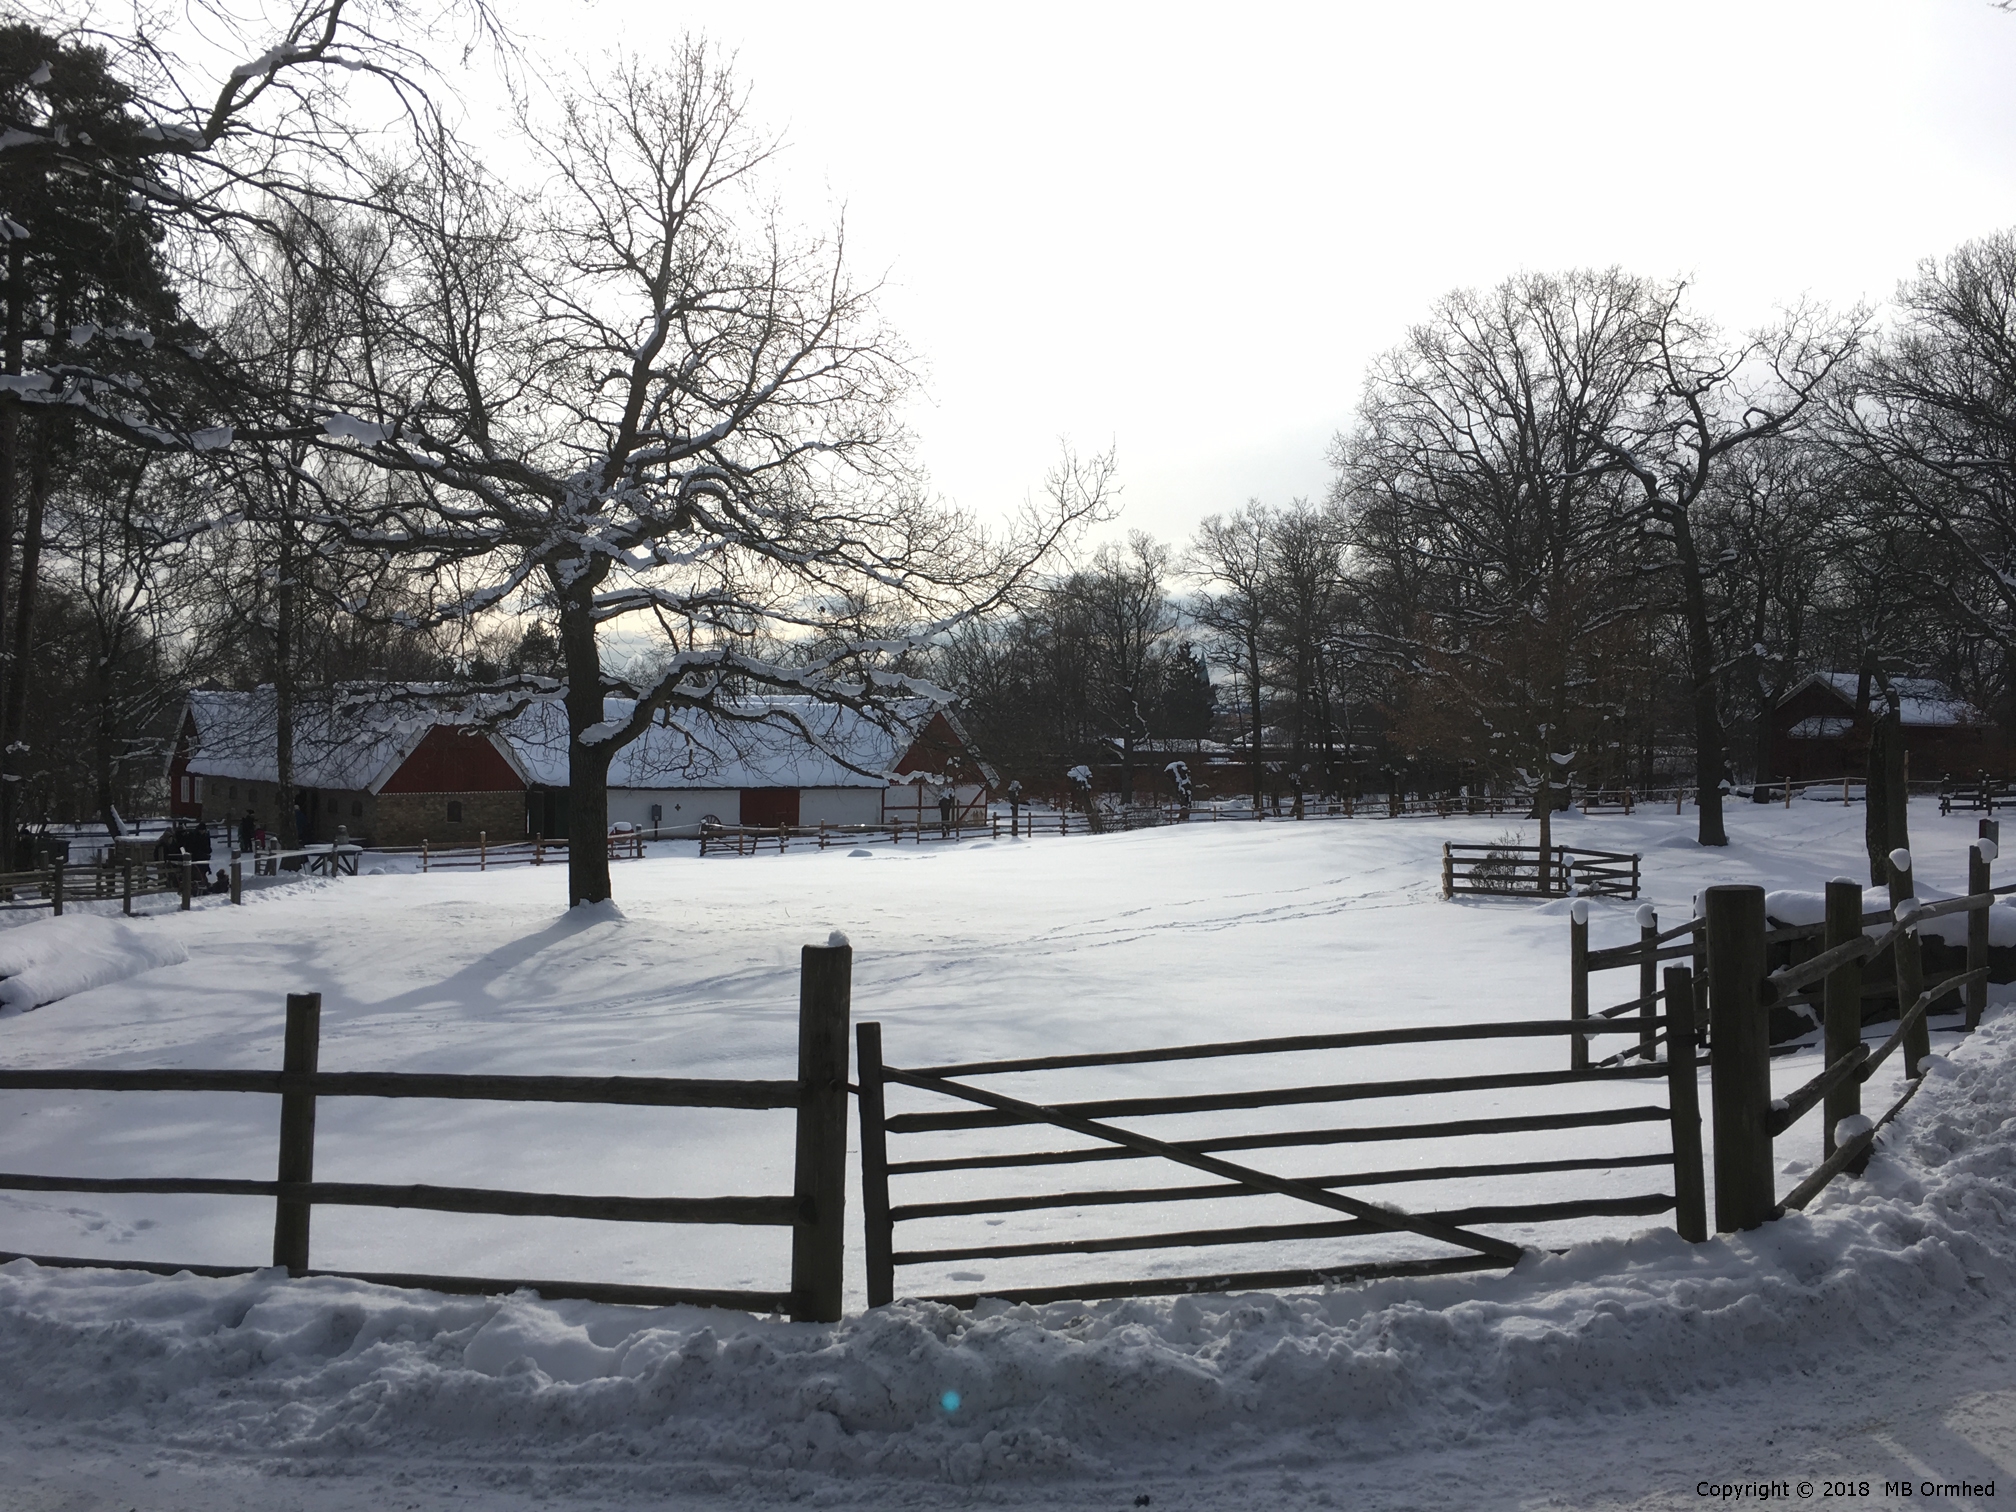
left=0, top=944, right=856, bottom=1321
left=700, top=811, right=1099, bottom=855
left=1442, top=843, right=1642, bottom=901
left=853, top=1015, right=1702, bottom=1308
left=0, top=856, right=216, bottom=915
left=1566, top=822, right=2004, bottom=1231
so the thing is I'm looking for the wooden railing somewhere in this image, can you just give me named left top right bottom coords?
left=0, top=944, right=856, bottom=1321
left=0, top=857, right=207, bottom=915
left=854, top=1015, right=1702, bottom=1309
left=1442, top=843, right=1641, bottom=901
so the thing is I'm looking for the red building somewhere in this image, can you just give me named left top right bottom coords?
left=1769, top=673, right=2011, bottom=782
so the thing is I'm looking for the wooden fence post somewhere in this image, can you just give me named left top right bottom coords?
left=1706, top=884, right=1773, bottom=1232
left=49, top=859, right=63, bottom=917
left=791, top=940, right=852, bottom=1323
left=1663, top=964, right=1707, bottom=1242
left=1888, top=847, right=1929, bottom=1077
left=230, top=854, right=242, bottom=905
left=479, top=831, right=488, bottom=871
left=1638, top=905, right=1659, bottom=1061
left=421, top=838, right=429, bottom=873
left=122, top=861, right=133, bottom=916
left=1441, top=842, right=1453, bottom=900
left=1569, top=903, right=1590, bottom=1073
left=179, top=859, right=193, bottom=911
left=1823, top=877, right=1865, bottom=1158
left=856, top=1020, right=895, bottom=1309
left=1968, top=831, right=1995, bottom=1030
left=272, top=992, right=322, bottom=1276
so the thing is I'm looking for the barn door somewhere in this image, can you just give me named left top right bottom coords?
left=741, top=788, right=801, bottom=827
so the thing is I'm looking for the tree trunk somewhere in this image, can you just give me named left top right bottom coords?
left=1866, top=705, right=1905, bottom=886
left=0, top=429, right=49, bottom=845
left=0, top=240, right=21, bottom=858
left=1673, top=523, right=1729, bottom=846
left=275, top=516, right=296, bottom=849
left=560, top=586, right=612, bottom=906
left=1246, top=628, right=1263, bottom=808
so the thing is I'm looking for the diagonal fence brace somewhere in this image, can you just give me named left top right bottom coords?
left=883, top=1066, right=1527, bottom=1265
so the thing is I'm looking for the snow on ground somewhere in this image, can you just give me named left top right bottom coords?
left=0, top=797, right=2012, bottom=1508
left=0, top=913, right=188, bottom=1013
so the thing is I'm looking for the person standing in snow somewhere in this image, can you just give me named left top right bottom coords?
left=938, top=791, right=954, bottom=837
left=237, top=811, right=255, bottom=855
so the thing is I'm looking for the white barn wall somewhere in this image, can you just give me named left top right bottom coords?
left=608, top=788, right=741, bottom=835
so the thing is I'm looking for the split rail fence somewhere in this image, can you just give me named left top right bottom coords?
left=0, top=857, right=189, bottom=915
left=1568, top=822, right=2006, bottom=1230
left=0, top=944, right=857, bottom=1321
left=1443, top=843, right=1642, bottom=901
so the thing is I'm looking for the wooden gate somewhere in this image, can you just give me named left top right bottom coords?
left=856, top=1015, right=1703, bottom=1308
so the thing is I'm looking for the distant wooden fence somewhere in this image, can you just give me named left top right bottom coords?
left=700, top=811, right=1098, bottom=855
left=853, top=1014, right=1702, bottom=1308
left=0, top=945, right=857, bottom=1321
left=375, top=831, right=646, bottom=872
left=1442, top=843, right=1641, bottom=901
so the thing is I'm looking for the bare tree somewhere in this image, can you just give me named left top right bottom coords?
left=1188, top=504, right=1271, bottom=806
left=1060, top=532, right=1175, bottom=805
left=1331, top=270, right=1654, bottom=814
left=1598, top=287, right=1863, bottom=844
left=306, top=50, right=1103, bottom=903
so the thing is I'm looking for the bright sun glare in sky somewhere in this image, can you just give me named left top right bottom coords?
left=495, top=0, right=2016, bottom=550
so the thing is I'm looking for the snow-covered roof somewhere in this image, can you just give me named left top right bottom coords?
left=178, top=688, right=520, bottom=793
left=1787, top=673, right=1984, bottom=729
left=499, top=697, right=936, bottom=790
left=180, top=689, right=958, bottom=793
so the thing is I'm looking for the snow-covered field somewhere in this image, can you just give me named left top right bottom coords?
left=1, top=799, right=2014, bottom=1510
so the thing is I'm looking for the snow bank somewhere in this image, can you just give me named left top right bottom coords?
left=3, top=1004, right=2014, bottom=1484
left=0, top=915, right=187, bottom=1012
left=1767, top=884, right=2016, bottom=947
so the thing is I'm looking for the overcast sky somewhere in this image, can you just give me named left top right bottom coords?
left=505, top=0, right=2016, bottom=551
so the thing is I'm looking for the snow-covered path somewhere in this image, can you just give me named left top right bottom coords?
left=0, top=798, right=2011, bottom=1508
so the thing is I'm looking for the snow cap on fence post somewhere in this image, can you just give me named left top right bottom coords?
left=1975, top=838, right=1999, bottom=863
left=1888, top=847, right=1913, bottom=875
left=1634, top=903, right=1657, bottom=929
left=1569, top=898, right=1591, bottom=924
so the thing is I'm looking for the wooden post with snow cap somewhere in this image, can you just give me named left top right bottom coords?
left=122, top=861, right=133, bottom=916
left=49, top=858, right=63, bottom=918
left=272, top=992, right=322, bottom=1276
left=1968, top=831, right=1995, bottom=1031
left=230, top=854, right=242, bottom=905
left=1569, top=899, right=1590, bottom=1073
left=1637, top=904, right=1659, bottom=1060
left=1441, top=842, right=1454, bottom=900
left=1823, top=877, right=1865, bottom=1158
left=1664, top=964, right=1707, bottom=1243
left=1888, top=847, right=1930, bottom=1078
left=791, top=933, right=852, bottom=1323
left=1706, top=884, right=1773, bottom=1232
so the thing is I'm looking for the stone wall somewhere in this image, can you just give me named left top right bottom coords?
left=375, top=790, right=526, bottom=849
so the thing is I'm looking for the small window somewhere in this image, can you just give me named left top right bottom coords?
left=447, top=800, right=464, bottom=823
left=351, top=800, right=362, bottom=818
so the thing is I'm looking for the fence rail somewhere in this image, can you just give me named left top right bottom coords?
left=857, top=1013, right=1700, bottom=1309
left=1442, top=843, right=1641, bottom=901
left=0, top=947, right=856, bottom=1321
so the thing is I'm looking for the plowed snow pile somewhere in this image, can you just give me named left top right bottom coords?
left=1, top=1005, right=2011, bottom=1490
left=0, top=913, right=187, bottom=1012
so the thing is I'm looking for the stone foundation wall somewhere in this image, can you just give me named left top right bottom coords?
left=375, top=790, right=526, bottom=849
